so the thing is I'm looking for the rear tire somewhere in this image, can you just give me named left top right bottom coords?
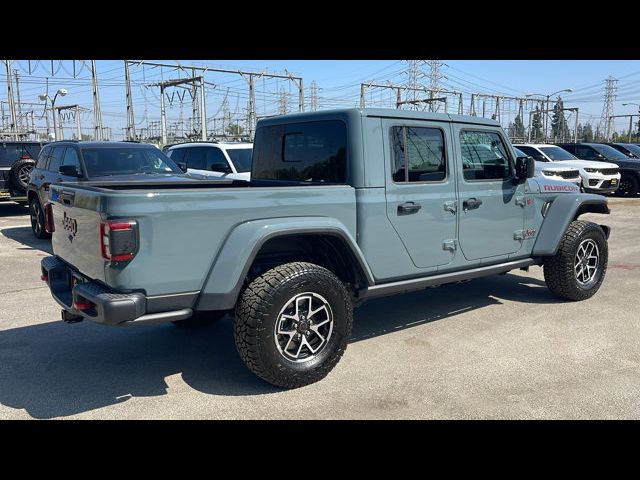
left=543, top=220, right=608, bottom=301
left=617, top=173, right=639, bottom=197
left=10, top=160, right=35, bottom=192
left=29, top=197, right=50, bottom=239
left=234, top=262, right=353, bottom=389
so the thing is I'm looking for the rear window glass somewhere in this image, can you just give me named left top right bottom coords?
left=252, top=120, right=347, bottom=183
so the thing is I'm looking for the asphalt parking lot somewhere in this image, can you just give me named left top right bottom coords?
left=1, top=198, right=639, bottom=419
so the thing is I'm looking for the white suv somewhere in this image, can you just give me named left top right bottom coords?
left=514, top=144, right=620, bottom=194
left=513, top=147, right=581, bottom=186
left=165, top=142, right=253, bottom=181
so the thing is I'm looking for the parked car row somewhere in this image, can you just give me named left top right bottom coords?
left=514, top=142, right=640, bottom=197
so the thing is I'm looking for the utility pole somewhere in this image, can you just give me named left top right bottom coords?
left=310, top=81, right=319, bottom=111
left=278, top=88, right=289, bottom=115
left=191, top=67, right=199, bottom=136
left=4, top=60, right=17, bottom=139
left=91, top=60, right=103, bottom=141
left=75, top=105, right=81, bottom=139
left=200, top=77, right=207, bottom=140
left=14, top=69, right=23, bottom=134
left=599, top=76, right=617, bottom=141
left=124, top=60, right=136, bottom=140
left=160, top=84, right=167, bottom=145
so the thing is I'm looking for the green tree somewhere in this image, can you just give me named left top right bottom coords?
left=226, top=123, right=244, bottom=137
left=551, top=97, right=570, bottom=142
left=583, top=123, right=594, bottom=142
left=531, top=107, right=543, bottom=141
left=513, top=112, right=525, bottom=139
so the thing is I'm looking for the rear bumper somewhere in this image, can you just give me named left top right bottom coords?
left=41, top=256, right=193, bottom=325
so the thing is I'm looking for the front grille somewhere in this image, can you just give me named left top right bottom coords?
left=600, top=168, right=619, bottom=175
left=600, top=180, right=612, bottom=189
left=558, top=170, right=580, bottom=179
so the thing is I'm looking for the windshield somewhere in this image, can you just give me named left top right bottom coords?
left=616, top=143, right=640, bottom=158
left=592, top=144, right=630, bottom=160
left=226, top=148, right=253, bottom=173
left=81, top=147, right=182, bottom=177
left=539, top=146, right=578, bottom=161
left=513, top=147, right=527, bottom=157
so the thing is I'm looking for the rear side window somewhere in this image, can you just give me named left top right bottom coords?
left=47, top=146, right=66, bottom=173
left=36, top=146, right=52, bottom=169
left=515, top=145, right=544, bottom=160
left=391, top=126, right=446, bottom=183
left=252, top=120, right=347, bottom=183
left=460, top=130, right=512, bottom=181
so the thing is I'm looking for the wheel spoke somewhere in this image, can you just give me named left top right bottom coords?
left=302, top=335, right=320, bottom=354
left=283, top=332, right=297, bottom=353
left=309, top=326, right=325, bottom=343
left=308, top=304, right=328, bottom=321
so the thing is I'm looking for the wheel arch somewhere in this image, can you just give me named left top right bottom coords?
left=195, top=217, right=374, bottom=311
left=533, top=194, right=610, bottom=256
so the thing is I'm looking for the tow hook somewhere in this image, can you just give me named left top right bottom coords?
left=61, top=309, right=84, bottom=323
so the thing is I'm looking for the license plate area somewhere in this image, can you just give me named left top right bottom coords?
left=610, top=178, right=618, bottom=186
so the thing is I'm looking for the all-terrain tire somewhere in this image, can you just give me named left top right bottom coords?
left=543, top=220, right=608, bottom=301
left=29, top=196, right=50, bottom=239
left=234, top=261, right=353, bottom=389
left=10, top=159, right=35, bottom=192
left=172, top=310, right=226, bottom=328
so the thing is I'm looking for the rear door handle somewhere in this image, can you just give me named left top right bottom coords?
left=463, top=198, right=483, bottom=211
left=398, top=202, right=422, bottom=215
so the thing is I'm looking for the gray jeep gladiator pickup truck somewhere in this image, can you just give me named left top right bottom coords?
left=41, top=108, right=611, bottom=388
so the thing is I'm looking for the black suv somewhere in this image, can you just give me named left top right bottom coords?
left=27, top=141, right=187, bottom=238
left=0, top=141, right=44, bottom=202
left=556, top=143, right=640, bottom=196
left=606, top=142, right=640, bottom=160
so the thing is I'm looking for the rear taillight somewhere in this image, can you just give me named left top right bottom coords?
left=100, top=220, right=138, bottom=262
left=44, top=203, right=55, bottom=233
left=20, top=155, right=30, bottom=160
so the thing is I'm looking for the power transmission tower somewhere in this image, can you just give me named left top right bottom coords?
left=310, top=81, right=318, bottom=111
left=91, top=60, right=104, bottom=141
left=14, top=70, right=23, bottom=133
left=278, top=88, right=289, bottom=115
left=4, top=60, right=17, bottom=139
left=403, top=60, right=424, bottom=110
left=427, top=60, right=444, bottom=112
left=599, top=76, right=617, bottom=141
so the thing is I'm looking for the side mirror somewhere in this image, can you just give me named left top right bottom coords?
left=177, top=162, right=187, bottom=172
left=515, top=156, right=535, bottom=183
left=59, top=164, right=81, bottom=177
left=210, top=162, right=231, bottom=173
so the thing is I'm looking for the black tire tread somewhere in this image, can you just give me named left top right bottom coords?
left=234, top=261, right=352, bottom=389
left=10, top=159, right=35, bottom=192
left=543, top=220, right=607, bottom=301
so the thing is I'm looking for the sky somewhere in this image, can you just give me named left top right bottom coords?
left=3, top=60, right=640, bottom=140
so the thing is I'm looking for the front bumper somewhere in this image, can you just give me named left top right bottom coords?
left=581, top=174, right=620, bottom=193
left=41, top=256, right=192, bottom=325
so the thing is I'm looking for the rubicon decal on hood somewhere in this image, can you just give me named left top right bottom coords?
left=543, top=184, right=580, bottom=192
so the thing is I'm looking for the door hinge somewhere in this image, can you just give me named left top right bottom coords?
left=443, top=239, right=457, bottom=252
left=514, top=230, right=525, bottom=240
left=515, top=196, right=527, bottom=207
left=443, top=201, right=457, bottom=214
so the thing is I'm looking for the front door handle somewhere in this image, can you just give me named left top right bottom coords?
left=463, top=198, right=483, bottom=211
left=398, top=201, right=422, bottom=215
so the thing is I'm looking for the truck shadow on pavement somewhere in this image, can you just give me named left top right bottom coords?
left=1, top=226, right=53, bottom=254
left=0, top=272, right=560, bottom=419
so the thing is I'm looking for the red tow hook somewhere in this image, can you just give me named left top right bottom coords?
left=40, top=273, right=48, bottom=282
left=73, top=299, right=94, bottom=311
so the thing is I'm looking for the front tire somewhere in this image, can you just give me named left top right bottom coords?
left=234, top=262, right=353, bottom=389
left=543, top=220, right=608, bottom=301
left=29, top=197, right=50, bottom=239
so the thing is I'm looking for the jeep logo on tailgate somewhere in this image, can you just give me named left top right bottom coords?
left=63, top=211, right=78, bottom=236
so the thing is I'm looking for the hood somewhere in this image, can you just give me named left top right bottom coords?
left=609, top=158, right=640, bottom=170
left=550, top=160, right=618, bottom=170
left=535, top=162, right=577, bottom=173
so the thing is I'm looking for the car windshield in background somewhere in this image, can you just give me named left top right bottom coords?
left=81, top=147, right=182, bottom=177
left=226, top=148, right=253, bottom=173
left=617, top=143, right=640, bottom=158
left=513, top=147, right=527, bottom=157
left=592, top=144, right=630, bottom=160
left=539, top=146, right=578, bottom=161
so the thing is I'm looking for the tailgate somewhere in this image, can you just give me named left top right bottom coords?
left=50, top=185, right=106, bottom=281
